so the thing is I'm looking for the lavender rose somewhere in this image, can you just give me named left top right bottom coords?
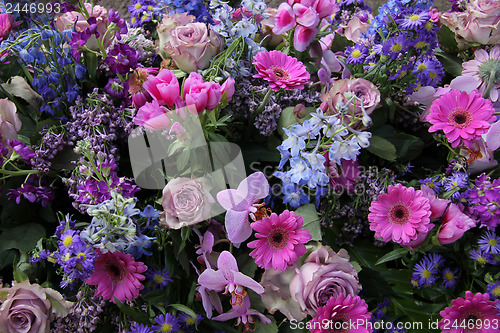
left=0, top=280, right=72, bottom=333
left=160, top=177, right=215, bottom=229
left=157, top=14, right=221, bottom=73
left=289, top=246, right=360, bottom=317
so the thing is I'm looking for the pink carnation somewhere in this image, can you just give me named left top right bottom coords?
left=248, top=210, right=311, bottom=271
left=253, top=50, right=310, bottom=91
left=87, top=251, right=147, bottom=303
left=439, top=291, right=500, bottom=333
left=368, top=184, right=432, bottom=244
left=426, top=90, right=495, bottom=148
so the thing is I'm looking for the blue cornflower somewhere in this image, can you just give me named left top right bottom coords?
left=478, top=231, right=500, bottom=255
left=146, top=267, right=173, bottom=290
left=152, top=314, right=181, bottom=333
left=382, top=34, right=409, bottom=59
left=486, top=281, right=500, bottom=300
left=413, top=258, right=438, bottom=287
left=398, top=10, right=430, bottom=30
left=420, top=176, right=442, bottom=194
left=469, top=248, right=493, bottom=266
left=282, top=182, right=310, bottom=208
left=281, top=128, right=306, bottom=157
left=345, top=44, right=368, bottom=65
left=128, top=323, right=153, bottom=333
left=441, top=267, right=458, bottom=289
left=289, top=157, right=312, bottom=185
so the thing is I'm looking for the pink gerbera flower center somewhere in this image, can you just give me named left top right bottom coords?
left=449, top=108, right=472, bottom=128
left=331, top=312, right=350, bottom=333
left=389, top=203, right=412, bottom=225
left=269, top=66, right=290, bottom=81
left=267, top=227, right=290, bottom=250
left=459, top=310, right=484, bottom=332
left=104, top=259, right=127, bottom=283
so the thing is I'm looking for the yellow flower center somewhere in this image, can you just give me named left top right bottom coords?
left=135, top=3, right=141, bottom=9
left=154, top=275, right=164, bottom=284
left=131, top=17, right=137, bottom=24
left=77, top=252, right=86, bottom=260
left=148, top=5, right=153, bottom=11
left=391, top=43, right=402, bottom=52
left=63, top=235, right=73, bottom=248
left=444, top=272, right=454, bottom=281
left=410, top=14, right=420, bottom=21
left=422, top=269, right=432, bottom=278
left=411, top=279, right=419, bottom=287
left=351, top=50, right=362, bottom=58
left=142, top=15, right=149, bottom=21
left=477, top=256, right=487, bottom=265
left=429, top=71, right=437, bottom=79
left=493, top=286, right=500, bottom=297
left=418, top=64, right=427, bottom=71
left=425, top=21, right=433, bottom=31
left=488, top=239, right=498, bottom=247
left=415, top=41, right=426, bottom=49
left=161, top=324, right=173, bottom=332
left=185, top=317, right=196, bottom=325
left=399, top=70, right=407, bottom=78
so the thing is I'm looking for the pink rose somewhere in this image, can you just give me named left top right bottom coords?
left=321, top=78, right=380, bottom=127
left=0, top=98, right=22, bottom=157
left=441, top=0, right=500, bottom=46
left=134, top=100, right=172, bottom=131
left=437, top=204, right=477, bottom=245
left=143, top=69, right=180, bottom=107
left=160, top=177, right=216, bottom=229
left=159, top=15, right=221, bottom=73
left=289, top=246, right=360, bottom=317
left=55, top=3, right=112, bottom=50
left=0, top=280, right=72, bottom=333
left=157, top=13, right=195, bottom=60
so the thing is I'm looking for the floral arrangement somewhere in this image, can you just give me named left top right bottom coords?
left=0, top=0, right=499, bottom=332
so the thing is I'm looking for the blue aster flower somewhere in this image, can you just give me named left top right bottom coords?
left=145, top=267, right=173, bottom=290
left=412, top=257, right=438, bottom=287
left=398, top=10, right=430, bottom=30
left=152, top=314, right=181, bottom=333
left=382, top=34, right=410, bottom=59
left=345, top=44, right=368, bottom=65
left=441, top=267, right=458, bottom=289
left=478, top=231, right=500, bottom=255
left=487, top=281, right=500, bottom=300
left=128, top=323, right=153, bottom=333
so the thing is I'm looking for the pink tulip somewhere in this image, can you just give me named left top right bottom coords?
left=143, top=69, right=180, bottom=107
left=134, top=100, right=171, bottom=131
left=221, top=77, right=235, bottom=101
left=437, top=204, right=477, bottom=245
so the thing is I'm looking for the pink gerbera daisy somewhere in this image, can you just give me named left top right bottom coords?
left=309, top=294, right=372, bottom=333
left=253, top=50, right=310, bottom=91
left=426, top=90, right=495, bottom=148
left=439, top=291, right=500, bottom=333
left=87, top=251, right=147, bottom=303
left=462, top=45, right=500, bottom=102
left=248, top=210, right=312, bottom=271
left=368, top=184, right=432, bottom=244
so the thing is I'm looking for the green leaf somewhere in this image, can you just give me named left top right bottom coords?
left=0, top=223, right=46, bottom=253
left=366, top=135, right=397, bottom=161
left=114, top=298, right=150, bottom=324
left=168, top=304, right=199, bottom=328
left=435, top=51, right=462, bottom=77
left=295, top=204, right=322, bottom=241
left=13, top=264, right=29, bottom=283
left=393, top=132, right=425, bottom=161
left=375, top=247, right=409, bottom=265
left=253, top=316, right=278, bottom=333
left=84, top=52, right=98, bottom=80
left=178, top=226, right=192, bottom=255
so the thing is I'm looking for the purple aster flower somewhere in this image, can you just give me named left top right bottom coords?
left=420, top=176, right=443, bottom=193
left=444, top=171, right=469, bottom=199
left=382, top=34, right=409, bottom=59
left=30, top=249, right=50, bottom=263
left=145, top=267, right=173, bottom=290
left=127, top=323, right=153, bottom=333
left=426, top=253, right=445, bottom=270
left=105, top=44, right=140, bottom=75
left=413, top=257, right=438, bottom=287
left=441, top=267, right=458, bottom=289
left=413, top=56, right=445, bottom=86
left=152, top=314, right=181, bottom=333
left=478, top=231, right=500, bottom=255
left=398, top=10, right=430, bottom=30
left=178, top=312, right=202, bottom=329
left=469, top=248, right=493, bottom=266
left=104, top=77, right=130, bottom=99
left=345, top=44, right=368, bottom=65
left=487, top=281, right=500, bottom=300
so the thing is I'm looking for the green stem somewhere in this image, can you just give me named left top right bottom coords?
left=249, top=88, right=273, bottom=128
left=483, top=68, right=497, bottom=100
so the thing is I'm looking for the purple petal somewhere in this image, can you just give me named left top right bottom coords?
left=198, top=268, right=227, bottom=292
left=212, top=309, right=239, bottom=322
left=486, top=120, right=500, bottom=151
left=217, top=251, right=239, bottom=278
left=231, top=271, right=265, bottom=295
left=217, top=189, right=251, bottom=211
left=225, top=209, right=252, bottom=244
left=236, top=172, right=269, bottom=204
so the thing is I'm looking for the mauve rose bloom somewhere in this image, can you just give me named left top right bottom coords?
left=159, top=16, right=221, bottom=73
left=437, top=203, right=477, bottom=245
left=289, top=246, right=360, bottom=317
left=0, top=280, right=72, bottom=333
left=160, top=177, right=216, bottom=229
left=157, top=13, right=195, bottom=60
left=320, top=78, right=380, bottom=127
left=0, top=98, right=22, bottom=156
left=441, top=0, right=500, bottom=46
left=55, top=3, right=113, bottom=50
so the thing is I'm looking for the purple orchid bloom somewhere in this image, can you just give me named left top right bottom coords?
left=213, top=294, right=271, bottom=330
left=486, top=120, right=500, bottom=152
left=216, top=172, right=269, bottom=244
left=198, top=251, right=264, bottom=309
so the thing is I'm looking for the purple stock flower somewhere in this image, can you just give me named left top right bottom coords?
left=8, top=140, right=35, bottom=163
left=8, top=184, right=38, bottom=203
left=105, top=44, right=140, bottom=75
left=216, top=172, right=269, bottom=244
left=104, top=77, right=130, bottom=99
left=469, top=174, right=500, bottom=229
